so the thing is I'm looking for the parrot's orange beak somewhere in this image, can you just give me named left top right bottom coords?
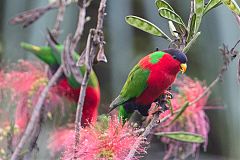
left=180, top=63, right=187, bottom=74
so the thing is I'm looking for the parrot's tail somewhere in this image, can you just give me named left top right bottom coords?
left=20, top=42, right=57, bottom=67
left=118, top=105, right=133, bottom=125
left=21, top=42, right=42, bottom=54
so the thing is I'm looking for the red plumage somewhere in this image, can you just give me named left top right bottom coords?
left=57, top=79, right=100, bottom=126
left=136, top=54, right=181, bottom=105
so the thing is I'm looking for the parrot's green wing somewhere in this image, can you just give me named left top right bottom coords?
left=20, top=42, right=58, bottom=66
left=109, top=64, right=150, bottom=111
left=21, top=42, right=99, bottom=89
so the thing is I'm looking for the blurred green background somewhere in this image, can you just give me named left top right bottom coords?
left=1, top=0, right=240, bottom=159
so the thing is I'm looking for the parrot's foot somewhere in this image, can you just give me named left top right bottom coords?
left=150, top=89, right=174, bottom=116
left=149, top=105, right=162, bottom=115
left=154, top=91, right=173, bottom=112
left=150, top=100, right=168, bottom=115
left=164, top=87, right=173, bottom=100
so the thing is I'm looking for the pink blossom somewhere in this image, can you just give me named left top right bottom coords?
left=0, top=60, right=63, bottom=132
left=60, top=117, right=147, bottom=160
left=48, top=126, right=75, bottom=155
left=156, top=75, right=210, bottom=160
left=172, top=76, right=209, bottom=113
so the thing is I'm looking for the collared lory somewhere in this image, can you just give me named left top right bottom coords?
left=20, top=42, right=100, bottom=126
left=109, top=49, right=187, bottom=123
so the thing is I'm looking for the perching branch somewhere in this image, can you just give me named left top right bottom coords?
left=73, top=0, right=107, bottom=159
left=10, top=66, right=63, bottom=160
left=125, top=112, right=160, bottom=160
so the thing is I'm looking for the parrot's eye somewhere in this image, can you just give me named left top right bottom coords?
left=172, top=55, right=177, bottom=59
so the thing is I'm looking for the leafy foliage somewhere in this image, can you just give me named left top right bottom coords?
left=221, top=0, right=240, bottom=15
left=155, top=131, right=205, bottom=143
left=158, top=8, right=186, bottom=29
left=194, top=0, right=204, bottom=33
left=204, top=0, right=222, bottom=14
left=125, top=0, right=240, bottom=53
left=125, top=15, right=171, bottom=40
left=155, top=0, right=174, bottom=11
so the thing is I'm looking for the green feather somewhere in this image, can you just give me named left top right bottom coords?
left=110, top=64, right=150, bottom=123
left=20, top=42, right=57, bottom=66
left=120, top=65, right=150, bottom=100
left=118, top=105, right=133, bottom=124
left=149, top=51, right=165, bottom=64
left=21, top=42, right=99, bottom=88
left=110, top=51, right=166, bottom=123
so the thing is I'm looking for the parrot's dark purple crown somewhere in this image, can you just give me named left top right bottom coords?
left=163, top=49, right=188, bottom=63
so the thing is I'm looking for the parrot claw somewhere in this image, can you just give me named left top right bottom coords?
left=150, top=100, right=168, bottom=115
left=152, top=90, right=173, bottom=114
left=164, top=90, right=173, bottom=100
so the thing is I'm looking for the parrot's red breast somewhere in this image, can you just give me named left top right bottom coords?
left=135, top=54, right=181, bottom=105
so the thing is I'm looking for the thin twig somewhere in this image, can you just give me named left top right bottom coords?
left=73, top=30, right=93, bottom=159
left=189, top=76, right=219, bottom=106
left=125, top=112, right=160, bottom=160
left=233, top=13, right=240, bottom=28
left=70, top=2, right=89, bottom=157
left=96, top=0, right=106, bottom=31
left=9, top=0, right=76, bottom=28
left=51, top=0, right=66, bottom=39
left=22, top=112, right=43, bottom=160
left=73, top=0, right=107, bottom=159
left=71, top=0, right=87, bottom=50
left=10, top=66, right=63, bottom=160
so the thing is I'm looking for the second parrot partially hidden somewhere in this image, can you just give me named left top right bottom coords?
left=109, top=49, right=187, bottom=123
left=21, top=42, right=100, bottom=126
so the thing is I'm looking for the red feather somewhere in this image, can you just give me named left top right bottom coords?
left=57, top=79, right=100, bottom=126
left=136, top=54, right=181, bottom=104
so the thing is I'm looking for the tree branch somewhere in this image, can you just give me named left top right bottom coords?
left=51, top=0, right=66, bottom=39
left=125, top=112, right=160, bottom=160
left=73, top=30, right=93, bottom=159
left=10, top=66, right=63, bottom=160
left=73, top=0, right=107, bottom=159
left=9, top=0, right=74, bottom=28
left=71, top=0, right=87, bottom=51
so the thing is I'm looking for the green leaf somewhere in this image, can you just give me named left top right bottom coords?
left=184, top=32, right=201, bottom=53
left=125, top=15, right=171, bottom=41
left=168, top=21, right=178, bottom=37
left=155, top=131, right=205, bottom=143
left=221, top=0, right=240, bottom=15
left=155, top=0, right=174, bottom=11
left=194, top=0, right=204, bottom=32
left=187, top=13, right=196, bottom=42
left=162, top=102, right=189, bottom=127
left=204, top=0, right=222, bottom=15
left=158, top=8, right=186, bottom=29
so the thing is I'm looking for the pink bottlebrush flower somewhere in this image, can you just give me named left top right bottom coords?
left=172, top=76, right=209, bottom=113
left=0, top=60, right=64, bottom=132
left=155, top=75, right=210, bottom=160
left=48, top=126, right=75, bottom=155
left=60, top=116, right=147, bottom=160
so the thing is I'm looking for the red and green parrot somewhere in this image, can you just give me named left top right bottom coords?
left=20, top=42, right=100, bottom=126
left=109, top=49, right=187, bottom=123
